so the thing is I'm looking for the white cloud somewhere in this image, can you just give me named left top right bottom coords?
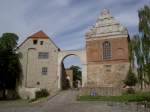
left=0, top=0, right=149, bottom=49
left=0, top=0, right=149, bottom=66
left=115, top=11, right=138, bottom=28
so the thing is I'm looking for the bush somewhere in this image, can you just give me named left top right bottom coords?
left=124, top=69, right=137, bottom=87
left=0, top=90, right=20, bottom=100
left=35, top=89, right=49, bottom=98
left=125, top=88, right=135, bottom=94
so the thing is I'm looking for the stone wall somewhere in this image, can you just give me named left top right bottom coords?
left=86, top=36, right=130, bottom=88
left=17, top=31, right=59, bottom=99
left=79, top=87, right=123, bottom=96
left=87, top=62, right=130, bottom=88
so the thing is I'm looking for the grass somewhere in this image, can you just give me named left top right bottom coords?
left=0, top=99, right=29, bottom=107
left=77, top=92, right=150, bottom=102
left=0, top=96, right=49, bottom=107
left=28, top=96, right=49, bottom=103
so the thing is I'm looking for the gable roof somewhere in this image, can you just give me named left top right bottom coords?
left=29, top=30, right=49, bottom=39
left=18, top=30, right=60, bottom=50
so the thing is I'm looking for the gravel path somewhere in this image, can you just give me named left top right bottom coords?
left=0, top=90, right=149, bottom=112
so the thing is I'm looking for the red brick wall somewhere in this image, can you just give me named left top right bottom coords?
left=86, top=37, right=129, bottom=64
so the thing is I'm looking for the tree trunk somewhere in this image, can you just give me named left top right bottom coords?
left=140, top=81, right=143, bottom=90
left=2, top=88, right=6, bottom=99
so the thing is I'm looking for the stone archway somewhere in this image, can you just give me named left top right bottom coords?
left=57, top=49, right=87, bottom=90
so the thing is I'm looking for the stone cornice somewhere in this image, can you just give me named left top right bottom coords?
left=86, top=34, right=128, bottom=41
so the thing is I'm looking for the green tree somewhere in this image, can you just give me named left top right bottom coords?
left=0, top=33, right=22, bottom=99
left=133, top=35, right=145, bottom=89
left=130, top=5, right=150, bottom=89
left=70, top=65, right=82, bottom=88
left=139, top=5, right=150, bottom=39
left=138, top=5, right=150, bottom=87
left=124, top=69, right=137, bottom=87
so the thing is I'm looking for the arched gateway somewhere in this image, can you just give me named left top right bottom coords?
left=57, top=49, right=87, bottom=89
left=18, top=9, right=130, bottom=99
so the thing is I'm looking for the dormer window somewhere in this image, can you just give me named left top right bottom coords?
left=33, top=40, right=38, bottom=45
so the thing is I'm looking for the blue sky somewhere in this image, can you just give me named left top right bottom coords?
left=0, top=0, right=149, bottom=68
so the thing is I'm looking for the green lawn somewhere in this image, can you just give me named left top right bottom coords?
left=0, top=99, right=29, bottom=107
left=77, top=92, right=150, bottom=102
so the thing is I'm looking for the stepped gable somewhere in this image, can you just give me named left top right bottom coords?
left=86, top=9, right=128, bottom=38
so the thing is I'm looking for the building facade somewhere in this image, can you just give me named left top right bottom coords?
left=86, top=9, right=130, bottom=88
left=65, top=69, right=73, bottom=88
left=18, top=9, right=130, bottom=99
left=17, top=31, right=60, bottom=98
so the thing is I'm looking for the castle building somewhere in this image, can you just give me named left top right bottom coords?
left=85, top=9, right=130, bottom=88
left=18, top=9, right=130, bottom=99
left=17, top=31, right=60, bottom=98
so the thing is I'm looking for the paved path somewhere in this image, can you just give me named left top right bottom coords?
left=0, top=90, right=149, bottom=112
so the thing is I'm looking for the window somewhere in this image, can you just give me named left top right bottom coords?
left=42, top=67, right=48, bottom=75
left=36, top=81, right=40, bottom=85
left=38, top=52, right=49, bottom=59
left=33, top=40, right=38, bottom=45
left=40, top=41, right=44, bottom=45
left=103, top=41, right=111, bottom=59
left=104, top=65, right=112, bottom=72
left=104, top=65, right=112, bottom=67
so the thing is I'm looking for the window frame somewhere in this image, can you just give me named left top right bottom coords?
left=33, top=40, right=38, bottom=45
left=38, top=52, right=49, bottom=59
left=41, top=67, right=48, bottom=75
left=102, top=41, right=112, bottom=60
left=40, top=41, right=44, bottom=45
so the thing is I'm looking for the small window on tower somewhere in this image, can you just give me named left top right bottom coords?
left=40, top=41, right=44, bottom=45
left=38, top=52, right=49, bottom=59
left=42, top=67, right=48, bottom=75
left=104, top=65, right=112, bottom=72
left=33, top=40, right=38, bottom=45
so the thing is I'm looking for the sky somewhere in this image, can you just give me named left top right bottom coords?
left=0, top=0, right=149, bottom=68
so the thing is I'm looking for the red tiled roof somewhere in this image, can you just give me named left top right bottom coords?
left=29, top=30, right=49, bottom=39
left=18, top=31, right=60, bottom=50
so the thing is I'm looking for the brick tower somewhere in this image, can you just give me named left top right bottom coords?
left=86, top=9, right=130, bottom=88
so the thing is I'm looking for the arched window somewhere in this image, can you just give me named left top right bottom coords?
left=103, top=41, right=111, bottom=59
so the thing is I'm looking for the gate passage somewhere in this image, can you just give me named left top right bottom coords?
left=57, top=49, right=87, bottom=89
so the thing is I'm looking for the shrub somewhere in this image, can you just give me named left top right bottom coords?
left=35, top=89, right=49, bottom=98
left=126, top=88, right=135, bottom=94
left=124, top=69, right=137, bottom=87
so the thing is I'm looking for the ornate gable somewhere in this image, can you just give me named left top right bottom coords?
left=86, top=9, right=128, bottom=38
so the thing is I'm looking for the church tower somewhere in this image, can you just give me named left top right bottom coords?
left=86, top=9, right=130, bottom=88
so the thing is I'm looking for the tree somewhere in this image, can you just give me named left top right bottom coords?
left=70, top=65, right=82, bottom=88
left=130, top=5, right=150, bottom=89
left=139, top=5, right=150, bottom=39
left=0, top=33, right=22, bottom=99
left=138, top=5, right=150, bottom=87
left=132, top=35, right=145, bottom=89
left=124, top=69, right=137, bottom=87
